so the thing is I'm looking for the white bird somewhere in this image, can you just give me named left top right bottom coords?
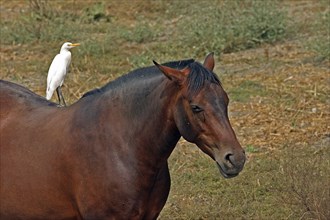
left=46, top=42, right=80, bottom=106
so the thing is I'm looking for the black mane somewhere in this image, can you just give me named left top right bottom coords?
left=185, top=62, right=220, bottom=96
left=81, top=58, right=220, bottom=98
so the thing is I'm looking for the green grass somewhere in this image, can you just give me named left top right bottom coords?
left=306, top=8, right=330, bottom=61
left=0, top=0, right=288, bottom=59
left=245, top=144, right=259, bottom=153
left=173, top=0, right=287, bottom=55
left=120, top=22, right=156, bottom=44
left=228, top=80, right=267, bottom=102
left=1, top=0, right=328, bottom=65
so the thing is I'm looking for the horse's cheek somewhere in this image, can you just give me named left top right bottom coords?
left=174, top=105, right=197, bottom=142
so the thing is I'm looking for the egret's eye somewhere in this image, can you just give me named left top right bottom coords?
left=191, top=105, right=203, bottom=113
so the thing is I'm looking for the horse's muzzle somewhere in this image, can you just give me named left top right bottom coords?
left=216, top=150, right=246, bottom=178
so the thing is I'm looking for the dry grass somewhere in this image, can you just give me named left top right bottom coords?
left=0, top=0, right=329, bottom=219
left=159, top=40, right=329, bottom=219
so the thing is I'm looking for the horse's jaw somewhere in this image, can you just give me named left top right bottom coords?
left=216, top=161, right=239, bottom=178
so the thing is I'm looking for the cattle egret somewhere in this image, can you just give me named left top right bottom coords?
left=46, top=42, right=80, bottom=106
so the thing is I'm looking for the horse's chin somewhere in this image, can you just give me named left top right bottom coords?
left=216, top=162, right=239, bottom=179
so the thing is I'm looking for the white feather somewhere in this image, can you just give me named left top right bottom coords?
left=46, top=42, right=79, bottom=100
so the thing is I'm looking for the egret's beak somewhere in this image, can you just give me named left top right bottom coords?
left=70, top=43, right=80, bottom=47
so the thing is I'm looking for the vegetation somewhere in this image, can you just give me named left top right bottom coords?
left=0, top=0, right=329, bottom=219
left=0, top=0, right=288, bottom=69
left=307, top=7, right=330, bottom=61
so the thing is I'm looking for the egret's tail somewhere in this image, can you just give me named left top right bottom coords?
left=46, top=87, right=53, bottom=100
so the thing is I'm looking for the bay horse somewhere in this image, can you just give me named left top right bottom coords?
left=0, top=53, right=245, bottom=219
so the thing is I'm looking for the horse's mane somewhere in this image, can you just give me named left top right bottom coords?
left=186, top=62, right=221, bottom=96
left=81, top=58, right=220, bottom=98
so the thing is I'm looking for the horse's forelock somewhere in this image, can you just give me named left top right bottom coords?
left=185, top=62, right=221, bottom=96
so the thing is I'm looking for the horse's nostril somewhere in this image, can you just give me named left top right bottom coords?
left=222, top=150, right=246, bottom=173
left=224, top=153, right=234, bottom=167
left=225, top=153, right=232, bottom=162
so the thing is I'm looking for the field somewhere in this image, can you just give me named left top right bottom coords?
left=0, top=0, right=329, bottom=219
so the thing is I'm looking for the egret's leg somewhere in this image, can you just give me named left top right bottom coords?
left=56, top=88, right=61, bottom=104
left=56, top=87, right=67, bottom=107
left=59, top=87, right=67, bottom=106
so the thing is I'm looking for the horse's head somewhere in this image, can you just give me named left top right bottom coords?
left=154, top=53, right=245, bottom=178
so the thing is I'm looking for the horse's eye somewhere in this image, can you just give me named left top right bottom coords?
left=191, top=105, right=203, bottom=113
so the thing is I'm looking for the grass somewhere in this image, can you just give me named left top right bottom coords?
left=161, top=140, right=330, bottom=219
left=0, top=0, right=289, bottom=61
left=175, top=0, right=287, bottom=54
left=0, top=0, right=292, bottom=91
left=280, top=143, right=330, bottom=220
left=0, top=0, right=329, bottom=219
left=306, top=7, right=330, bottom=61
left=228, top=80, right=267, bottom=102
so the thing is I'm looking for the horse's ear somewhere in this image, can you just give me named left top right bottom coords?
left=153, top=60, right=189, bottom=83
left=203, top=52, right=215, bottom=71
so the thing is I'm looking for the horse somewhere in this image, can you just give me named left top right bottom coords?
left=0, top=53, right=245, bottom=220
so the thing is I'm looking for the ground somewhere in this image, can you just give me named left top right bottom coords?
left=0, top=0, right=329, bottom=219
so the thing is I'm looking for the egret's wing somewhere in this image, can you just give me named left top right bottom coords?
left=48, top=54, right=69, bottom=85
left=47, top=54, right=61, bottom=88
left=66, top=55, right=71, bottom=74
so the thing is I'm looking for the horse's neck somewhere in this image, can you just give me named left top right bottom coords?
left=108, top=75, right=181, bottom=158
left=76, top=75, right=181, bottom=167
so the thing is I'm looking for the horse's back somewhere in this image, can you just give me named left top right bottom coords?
left=0, top=80, right=56, bottom=110
left=0, top=80, right=57, bottom=127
